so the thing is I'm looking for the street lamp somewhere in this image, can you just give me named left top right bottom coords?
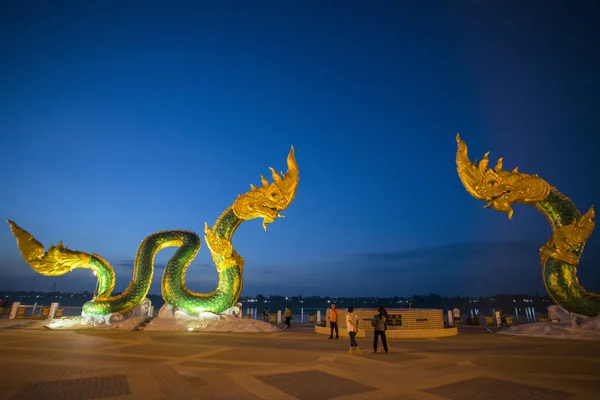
left=92, top=271, right=99, bottom=298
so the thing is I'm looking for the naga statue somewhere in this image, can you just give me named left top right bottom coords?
left=456, top=134, right=598, bottom=317
left=7, top=147, right=299, bottom=322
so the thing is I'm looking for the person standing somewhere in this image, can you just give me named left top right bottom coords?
left=328, top=303, right=339, bottom=339
left=0, top=297, right=6, bottom=318
left=453, top=307, right=462, bottom=325
left=345, top=307, right=362, bottom=355
left=372, top=305, right=389, bottom=353
left=283, top=306, right=292, bottom=330
left=262, top=308, right=269, bottom=322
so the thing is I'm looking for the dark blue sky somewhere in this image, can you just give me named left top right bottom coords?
left=1, top=1, right=599, bottom=297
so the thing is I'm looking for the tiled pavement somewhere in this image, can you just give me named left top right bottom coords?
left=0, top=322, right=599, bottom=399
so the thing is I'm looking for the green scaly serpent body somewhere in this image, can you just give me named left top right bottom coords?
left=456, top=134, right=598, bottom=317
left=537, top=190, right=600, bottom=317
left=9, top=147, right=299, bottom=319
left=161, top=208, right=243, bottom=314
left=82, top=208, right=242, bottom=316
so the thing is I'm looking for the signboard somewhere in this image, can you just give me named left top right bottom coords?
left=386, top=314, right=402, bottom=327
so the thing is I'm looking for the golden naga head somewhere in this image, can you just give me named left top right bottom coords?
left=232, top=146, right=299, bottom=230
left=456, top=134, right=551, bottom=219
left=7, top=219, right=92, bottom=275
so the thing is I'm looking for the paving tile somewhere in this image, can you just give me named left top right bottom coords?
left=201, top=347, right=319, bottom=363
left=72, top=332, right=138, bottom=340
left=110, top=343, right=209, bottom=357
left=419, top=346, right=526, bottom=354
left=536, top=378, right=600, bottom=394
left=425, top=376, right=573, bottom=400
left=0, top=328, right=599, bottom=400
left=174, top=368, right=209, bottom=387
left=149, top=364, right=203, bottom=399
left=9, top=374, right=130, bottom=400
left=472, top=357, right=600, bottom=377
left=178, top=360, right=253, bottom=370
left=0, top=363, right=115, bottom=382
left=15, top=338, right=116, bottom=351
left=65, top=353, right=166, bottom=365
left=182, top=375, right=208, bottom=387
left=149, top=334, right=219, bottom=346
left=368, top=352, right=426, bottom=363
left=256, top=369, right=378, bottom=400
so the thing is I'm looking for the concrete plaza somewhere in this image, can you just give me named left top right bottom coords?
left=0, top=321, right=599, bottom=400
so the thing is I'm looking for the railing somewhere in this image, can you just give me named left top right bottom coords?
left=240, top=310, right=326, bottom=325
left=16, top=305, right=521, bottom=327
left=5, top=303, right=324, bottom=323
left=14, top=305, right=52, bottom=319
left=5, top=302, right=62, bottom=320
left=253, top=310, right=552, bottom=327
left=448, top=312, right=551, bottom=327
left=242, top=308, right=327, bottom=324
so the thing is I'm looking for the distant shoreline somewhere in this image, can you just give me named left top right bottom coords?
left=1, top=290, right=554, bottom=318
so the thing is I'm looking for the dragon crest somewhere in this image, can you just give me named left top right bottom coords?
left=456, top=134, right=551, bottom=219
left=540, top=206, right=596, bottom=265
left=232, top=146, right=299, bottom=230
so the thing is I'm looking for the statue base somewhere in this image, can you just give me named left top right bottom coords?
left=497, top=305, right=600, bottom=340
left=145, top=303, right=278, bottom=332
left=42, top=298, right=153, bottom=330
left=156, top=303, right=242, bottom=320
left=80, top=297, right=153, bottom=326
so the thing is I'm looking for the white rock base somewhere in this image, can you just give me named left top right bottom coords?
left=144, top=315, right=280, bottom=332
left=146, top=303, right=278, bottom=332
left=43, top=298, right=153, bottom=330
left=156, top=303, right=242, bottom=320
left=497, top=305, right=600, bottom=341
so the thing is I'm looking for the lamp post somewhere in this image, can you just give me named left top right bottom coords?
left=92, top=270, right=99, bottom=298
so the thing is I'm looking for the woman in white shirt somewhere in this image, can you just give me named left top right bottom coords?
left=345, top=307, right=362, bottom=355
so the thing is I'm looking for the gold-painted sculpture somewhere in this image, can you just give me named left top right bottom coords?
left=204, top=223, right=244, bottom=272
left=456, top=134, right=599, bottom=317
left=539, top=207, right=595, bottom=266
left=232, top=154, right=299, bottom=230
left=8, top=147, right=299, bottom=317
left=456, top=136, right=551, bottom=220
left=7, top=221, right=116, bottom=297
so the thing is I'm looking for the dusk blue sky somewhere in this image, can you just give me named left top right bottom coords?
left=1, top=1, right=599, bottom=297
